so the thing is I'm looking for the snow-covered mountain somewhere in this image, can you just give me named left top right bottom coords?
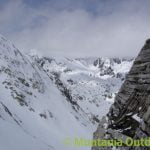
left=0, top=34, right=133, bottom=150
left=33, top=56, right=133, bottom=124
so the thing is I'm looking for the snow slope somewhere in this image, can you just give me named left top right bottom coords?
left=0, top=35, right=93, bottom=150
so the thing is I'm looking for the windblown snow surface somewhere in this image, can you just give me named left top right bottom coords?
left=0, top=34, right=133, bottom=150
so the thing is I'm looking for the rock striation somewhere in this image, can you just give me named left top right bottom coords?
left=92, top=39, right=150, bottom=150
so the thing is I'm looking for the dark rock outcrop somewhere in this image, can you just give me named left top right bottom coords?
left=93, top=39, right=150, bottom=150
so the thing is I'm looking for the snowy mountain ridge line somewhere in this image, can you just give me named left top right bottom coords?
left=0, top=34, right=133, bottom=150
left=33, top=53, right=133, bottom=124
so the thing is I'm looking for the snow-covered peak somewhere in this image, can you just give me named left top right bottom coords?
left=35, top=56, right=133, bottom=80
left=93, top=57, right=133, bottom=76
left=34, top=56, right=133, bottom=126
left=0, top=34, right=18, bottom=56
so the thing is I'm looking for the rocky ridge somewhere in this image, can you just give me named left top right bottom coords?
left=92, top=40, right=150, bottom=150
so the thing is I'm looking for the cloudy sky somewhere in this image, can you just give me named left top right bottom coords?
left=1, top=0, right=150, bottom=57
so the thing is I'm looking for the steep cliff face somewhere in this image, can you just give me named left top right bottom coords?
left=108, top=39, right=150, bottom=136
left=93, top=39, right=150, bottom=150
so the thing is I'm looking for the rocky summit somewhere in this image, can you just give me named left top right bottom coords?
left=93, top=39, right=150, bottom=150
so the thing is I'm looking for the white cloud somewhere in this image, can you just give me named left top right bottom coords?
left=1, top=0, right=150, bottom=57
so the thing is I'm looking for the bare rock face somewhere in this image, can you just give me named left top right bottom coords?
left=92, top=39, right=150, bottom=150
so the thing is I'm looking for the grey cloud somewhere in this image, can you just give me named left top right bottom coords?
left=1, top=0, right=150, bottom=57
